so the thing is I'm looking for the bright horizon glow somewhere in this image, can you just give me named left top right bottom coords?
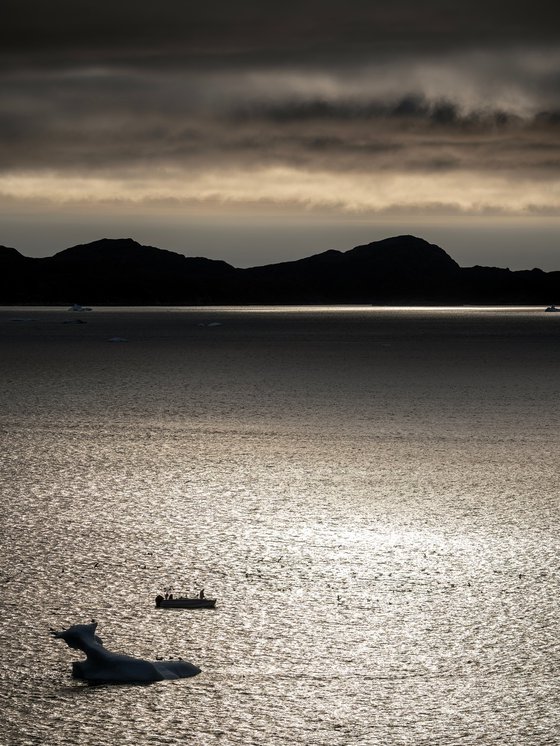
left=2, top=166, right=560, bottom=215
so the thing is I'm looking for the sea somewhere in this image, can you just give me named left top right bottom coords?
left=0, top=306, right=558, bottom=746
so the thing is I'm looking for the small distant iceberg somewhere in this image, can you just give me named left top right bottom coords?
left=545, top=305, right=560, bottom=312
left=69, top=304, right=92, bottom=312
left=197, top=322, right=222, bottom=327
left=108, top=337, right=128, bottom=342
left=52, top=621, right=201, bottom=684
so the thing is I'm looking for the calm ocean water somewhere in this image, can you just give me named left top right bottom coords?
left=0, top=306, right=558, bottom=745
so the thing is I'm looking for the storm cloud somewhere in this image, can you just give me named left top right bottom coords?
left=3, top=1, right=559, bottom=65
left=1, top=1, right=559, bottom=261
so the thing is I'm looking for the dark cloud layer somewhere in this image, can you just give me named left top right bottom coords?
left=1, top=0, right=559, bottom=228
left=1, top=75, right=559, bottom=178
left=3, top=1, right=560, bottom=65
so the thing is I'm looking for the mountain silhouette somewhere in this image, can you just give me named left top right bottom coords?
left=0, top=235, right=558, bottom=304
left=239, top=235, right=460, bottom=303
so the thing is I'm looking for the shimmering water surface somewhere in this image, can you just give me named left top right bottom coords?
left=0, top=306, right=558, bottom=745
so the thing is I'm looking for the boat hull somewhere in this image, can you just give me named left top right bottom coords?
left=156, top=597, right=216, bottom=609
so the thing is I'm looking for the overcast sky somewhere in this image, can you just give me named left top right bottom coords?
left=2, top=1, right=559, bottom=267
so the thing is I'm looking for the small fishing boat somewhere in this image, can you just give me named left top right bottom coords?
left=155, top=595, right=216, bottom=609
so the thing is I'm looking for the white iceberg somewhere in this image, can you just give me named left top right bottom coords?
left=52, top=621, right=201, bottom=684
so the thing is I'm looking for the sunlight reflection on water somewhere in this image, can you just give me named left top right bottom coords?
left=0, top=307, right=558, bottom=745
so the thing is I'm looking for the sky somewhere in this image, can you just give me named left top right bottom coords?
left=1, top=1, right=559, bottom=268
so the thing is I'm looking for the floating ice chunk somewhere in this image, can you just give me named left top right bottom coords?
left=52, top=621, right=201, bottom=684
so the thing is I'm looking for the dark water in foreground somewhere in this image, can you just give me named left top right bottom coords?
left=0, top=306, right=558, bottom=745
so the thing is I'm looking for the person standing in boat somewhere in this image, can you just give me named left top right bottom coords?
left=199, top=588, right=205, bottom=599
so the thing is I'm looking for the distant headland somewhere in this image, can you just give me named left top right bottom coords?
left=1, top=235, right=558, bottom=305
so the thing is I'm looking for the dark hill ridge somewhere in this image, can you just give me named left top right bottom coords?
left=19, top=238, right=236, bottom=305
left=48, top=237, right=234, bottom=276
left=238, top=236, right=460, bottom=303
left=0, top=245, right=28, bottom=266
left=0, top=235, right=558, bottom=304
